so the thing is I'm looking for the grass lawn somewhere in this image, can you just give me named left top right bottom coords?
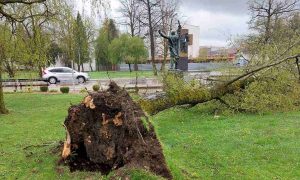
left=88, top=71, right=155, bottom=79
left=2, top=71, right=39, bottom=79
left=1, top=94, right=300, bottom=179
left=2, top=71, right=155, bottom=80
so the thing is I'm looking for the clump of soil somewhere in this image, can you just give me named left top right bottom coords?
left=62, top=82, right=172, bottom=179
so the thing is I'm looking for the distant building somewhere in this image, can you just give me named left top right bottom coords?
left=198, top=46, right=236, bottom=61
left=184, top=24, right=200, bottom=59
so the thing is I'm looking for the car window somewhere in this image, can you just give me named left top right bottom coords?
left=49, top=68, right=63, bottom=73
left=63, top=68, right=73, bottom=73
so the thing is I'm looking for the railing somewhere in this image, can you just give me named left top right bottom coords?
left=1, top=79, right=48, bottom=91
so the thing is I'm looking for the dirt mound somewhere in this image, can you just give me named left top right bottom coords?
left=62, top=82, right=172, bottom=179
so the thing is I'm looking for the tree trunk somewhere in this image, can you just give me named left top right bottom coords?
left=128, top=63, right=132, bottom=72
left=4, top=60, right=15, bottom=78
left=0, top=70, right=8, bottom=114
left=134, top=63, right=138, bottom=71
left=89, top=60, right=93, bottom=72
left=146, top=0, right=157, bottom=76
left=0, top=47, right=8, bottom=114
left=81, top=64, right=84, bottom=72
left=77, top=64, right=80, bottom=72
left=141, top=54, right=300, bottom=115
left=161, top=38, right=168, bottom=72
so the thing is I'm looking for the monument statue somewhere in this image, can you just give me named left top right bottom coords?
left=180, top=33, right=189, bottom=53
left=159, top=21, right=182, bottom=69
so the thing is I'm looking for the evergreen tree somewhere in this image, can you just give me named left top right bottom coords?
left=95, top=18, right=119, bottom=71
left=73, top=13, right=89, bottom=71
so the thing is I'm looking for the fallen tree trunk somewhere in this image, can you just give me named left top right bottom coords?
left=62, top=82, right=172, bottom=179
left=141, top=54, right=300, bottom=115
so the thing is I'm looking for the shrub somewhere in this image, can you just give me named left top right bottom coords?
left=60, top=87, right=70, bottom=94
left=40, top=86, right=48, bottom=92
left=92, top=84, right=100, bottom=91
left=80, top=88, right=87, bottom=94
left=223, top=70, right=300, bottom=113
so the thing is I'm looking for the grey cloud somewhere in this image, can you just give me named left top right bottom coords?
left=181, top=0, right=249, bottom=15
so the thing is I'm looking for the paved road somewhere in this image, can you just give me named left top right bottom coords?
left=3, top=77, right=162, bottom=93
left=3, top=70, right=232, bottom=93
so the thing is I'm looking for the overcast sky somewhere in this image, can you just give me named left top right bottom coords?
left=179, top=0, right=250, bottom=46
left=76, top=0, right=251, bottom=47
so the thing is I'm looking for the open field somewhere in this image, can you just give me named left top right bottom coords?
left=2, top=71, right=39, bottom=79
left=0, top=93, right=299, bottom=179
left=88, top=71, right=155, bottom=79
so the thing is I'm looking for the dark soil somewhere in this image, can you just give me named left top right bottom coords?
left=62, top=82, right=172, bottom=179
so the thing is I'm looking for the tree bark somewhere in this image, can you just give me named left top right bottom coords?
left=0, top=46, right=8, bottom=114
left=134, top=63, right=138, bottom=71
left=146, top=0, right=157, bottom=76
left=128, top=63, right=132, bottom=72
left=0, top=69, right=8, bottom=114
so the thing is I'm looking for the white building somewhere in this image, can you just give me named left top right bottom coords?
left=184, top=24, right=200, bottom=59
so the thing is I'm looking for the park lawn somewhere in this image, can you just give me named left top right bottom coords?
left=0, top=94, right=300, bottom=179
left=2, top=71, right=39, bottom=79
left=88, top=71, right=155, bottom=79
left=152, top=107, right=300, bottom=179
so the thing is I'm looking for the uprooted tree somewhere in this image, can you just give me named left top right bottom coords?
left=140, top=53, right=300, bottom=115
left=61, top=82, right=172, bottom=179
left=141, top=0, right=300, bottom=114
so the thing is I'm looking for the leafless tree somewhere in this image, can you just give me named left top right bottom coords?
left=249, top=0, right=300, bottom=43
left=0, top=0, right=52, bottom=22
left=138, top=0, right=162, bottom=75
left=119, top=0, right=142, bottom=37
left=158, top=0, right=178, bottom=71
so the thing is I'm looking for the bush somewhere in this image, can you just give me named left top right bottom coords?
left=80, top=88, right=87, bottom=94
left=60, top=87, right=70, bottom=94
left=92, top=84, right=100, bottom=91
left=40, top=86, right=48, bottom=92
left=223, top=71, right=300, bottom=113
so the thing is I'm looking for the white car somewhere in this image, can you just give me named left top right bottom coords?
left=42, top=67, right=89, bottom=84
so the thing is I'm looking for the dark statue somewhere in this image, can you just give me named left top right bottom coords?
left=159, top=21, right=182, bottom=69
left=181, top=33, right=189, bottom=53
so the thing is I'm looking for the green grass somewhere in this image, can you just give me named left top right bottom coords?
left=0, top=93, right=162, bottom=179
left=152, top=107, right=300, bottom=179
left=1, top=94, right=300, bottom=179
left=88, top=71, right=155, bottom=79
left=2, top=71, right=39, bottom=79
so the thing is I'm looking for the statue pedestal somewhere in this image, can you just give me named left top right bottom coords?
left=177, top=57, right=188, bottom=71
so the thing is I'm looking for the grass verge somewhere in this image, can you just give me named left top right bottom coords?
left=1, top=94, right=299, bottom=179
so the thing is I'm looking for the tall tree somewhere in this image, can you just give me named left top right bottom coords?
left=73, top=13, right=89, bottom=72
left=249, top=0, right=299, bottom=44
left=109, top=34, right=147, bottom=66
left=139, top=0, right=161, bottom=75
left=0, top=0, right=51, bottom=114
left=95, top=18, right=118, bottom=71
left=0, top=46, right=8, bottom=114
left=158, top=0, right=178, bottom=71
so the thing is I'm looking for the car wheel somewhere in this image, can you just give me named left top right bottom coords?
left=48, top=77, right=57, bottom=84
left=77, top=76, right=85, bottom=84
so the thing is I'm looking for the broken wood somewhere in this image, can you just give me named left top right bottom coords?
left=62, top=124, right=71, bottom=159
